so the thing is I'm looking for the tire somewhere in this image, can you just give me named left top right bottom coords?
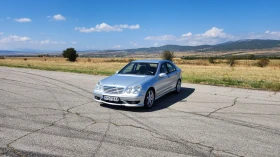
left=175, top=79, right=181, bottom=93
left=144, top=89, right=155, bottom=108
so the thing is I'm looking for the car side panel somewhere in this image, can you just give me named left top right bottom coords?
left=167, top=71, right=178, bottom=91
left=154, top=76, right=169, bottom=98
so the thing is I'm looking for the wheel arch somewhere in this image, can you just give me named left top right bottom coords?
left=148, top=87, right=155, bottom=95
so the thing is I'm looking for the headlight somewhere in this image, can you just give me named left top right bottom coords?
left=95, top=82, right=103, bottom=91
left=126, top=85, right=141, bottom=94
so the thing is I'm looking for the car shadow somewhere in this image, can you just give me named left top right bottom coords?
left=100, top=87, right=195, bottom=112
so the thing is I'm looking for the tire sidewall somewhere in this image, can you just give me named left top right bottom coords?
left=176, top=79, right=181, bottom=93
left=144, top=89, right=155, bottom=108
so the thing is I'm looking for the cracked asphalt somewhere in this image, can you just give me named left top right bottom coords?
left=0, top=67, right=280, bottom=157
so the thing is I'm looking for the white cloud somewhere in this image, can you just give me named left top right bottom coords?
left=130, top=41, right=138, bottom=47
left=12, top=36, right=30, bottom=41
left=245, top=31, right=280, bottom=40
left=95, top=23, right=122, bottom=32
left=178, top=27, right=234, bottom=45
left=120, top=24, right=140, bottom=29
left=182, top=32, right=192, bottom=37
left=144, top=35, right=176, bottom=41
left=129, top=41, right=144, bottom=48
left=40, top=40, right=57, bottom=44
left=6, top=17, right=10, bottom=20
left=113, top=45, right=121, bottom=49
left=0, top=32, right=3, bottom=35
left=154, top=43, right=159, bottom=47
left=112, top=24, right=140, bottom=29
left=52, top=14, right=66, bottom=21
left=15, top=18, right=32, bottom=23
left=72, top=41, right=77, bottom=44
left=265, top=30, right=280, bottom=36
left=196, top=27, right=229, bottom=38
left=0, top=35, right=69, bottom=50
left=0, top=35, right=31, bottom=43
left=75, top=23, right=140, bottom=33
left=145, top=27, right=235, bottom=46
left=144, top=28, right=228, bottom=45
left=129, top=24, right=140, bottom=29
left=39, top=40, right=66, bottom=44
left=75, top=27, right=94, bottom=33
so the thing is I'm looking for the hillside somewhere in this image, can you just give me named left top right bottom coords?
left=1, top=39, right=280, bottom=56
left=81, top=39, right=280, bottom=56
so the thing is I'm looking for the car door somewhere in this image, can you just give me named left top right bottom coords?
left=155, top=63, right=170, bottom=98
left=166, top=62, right=178, bottom=91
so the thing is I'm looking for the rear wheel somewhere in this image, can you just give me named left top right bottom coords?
left=175, top=79, right=181, bottom=93
left=144, top=89, right=155, bottom=108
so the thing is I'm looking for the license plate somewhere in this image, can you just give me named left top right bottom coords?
left=103, top=95, right=119, bottom=102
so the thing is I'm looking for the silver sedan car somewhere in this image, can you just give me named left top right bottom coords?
left=93, top=60, right=182, bottom=108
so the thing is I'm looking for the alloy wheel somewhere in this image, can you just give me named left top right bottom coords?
left=176, top=80, right=181, bottom=93
left=145, top=89, right=154, bottom=108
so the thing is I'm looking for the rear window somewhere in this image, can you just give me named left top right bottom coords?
left=166, top=63, right=176, bottom=73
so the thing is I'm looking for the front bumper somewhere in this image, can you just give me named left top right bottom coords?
left=93, top=90, right=145, bottom=107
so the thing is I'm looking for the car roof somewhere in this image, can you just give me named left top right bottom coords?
left=131, top=60, right=170, bottom=64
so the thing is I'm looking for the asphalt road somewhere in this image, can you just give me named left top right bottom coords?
left=0, top=67, right=280, bottom=157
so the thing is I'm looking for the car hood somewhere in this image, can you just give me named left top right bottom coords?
left=100, top=74, right=153, bottom=87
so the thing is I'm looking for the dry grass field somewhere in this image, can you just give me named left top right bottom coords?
left=1, top=57, right=280, bottom=91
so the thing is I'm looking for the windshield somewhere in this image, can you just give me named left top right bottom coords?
left=118, top=62, right=158, bottom=75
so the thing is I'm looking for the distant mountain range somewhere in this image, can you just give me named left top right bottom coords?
left=98, top=39, right=280, bottom=54
left=0, top=49, right=59, bottom=56
left=1, top=39, right=280, bottom=56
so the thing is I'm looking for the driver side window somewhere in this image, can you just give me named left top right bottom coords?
left=160, top=63, right=168, bottom=73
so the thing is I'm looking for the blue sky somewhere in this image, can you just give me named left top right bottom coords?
left=0, top=0, right=280, bottom=50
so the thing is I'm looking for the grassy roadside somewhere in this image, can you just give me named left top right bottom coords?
left=0, top=58, right=280, bottom=91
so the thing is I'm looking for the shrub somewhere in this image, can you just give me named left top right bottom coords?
left=23, top=58, right=28, bottom=61
left=181, top=56, right=199, bottom=60
left=162, top=50, right=175, bottom=61
left=247, top=54, right=256, bottom=60
left=208, top=57, right=215, bottom=64
left=87, top=58, right=91, bottom=62
left=0, top=56, right=5, bottom=59
left=128, top=58, right=135, bottom=62
left=105, top=58, right=130, bottom=63
left=256, top=58, right=270, bottom=67
left=227, top=55, right=236, bottom=67
left=62, top=48, right=78, bottom=62
left=38, top=54, right=50, bottom=57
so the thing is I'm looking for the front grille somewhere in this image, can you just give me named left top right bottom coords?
left=103, top=86, right=125, bottom=94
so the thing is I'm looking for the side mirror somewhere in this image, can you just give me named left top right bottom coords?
left=159, top=73, right=167, bottom=78
left=115, top=71, right=119, bottom=74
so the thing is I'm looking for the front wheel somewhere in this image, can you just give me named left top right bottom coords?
left=175, top=79, right=181, bottom=93
left=144, top=89, right=155, bottom=108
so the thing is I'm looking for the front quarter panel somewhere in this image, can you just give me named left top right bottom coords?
left=140, top=77, right=157, bottom=95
